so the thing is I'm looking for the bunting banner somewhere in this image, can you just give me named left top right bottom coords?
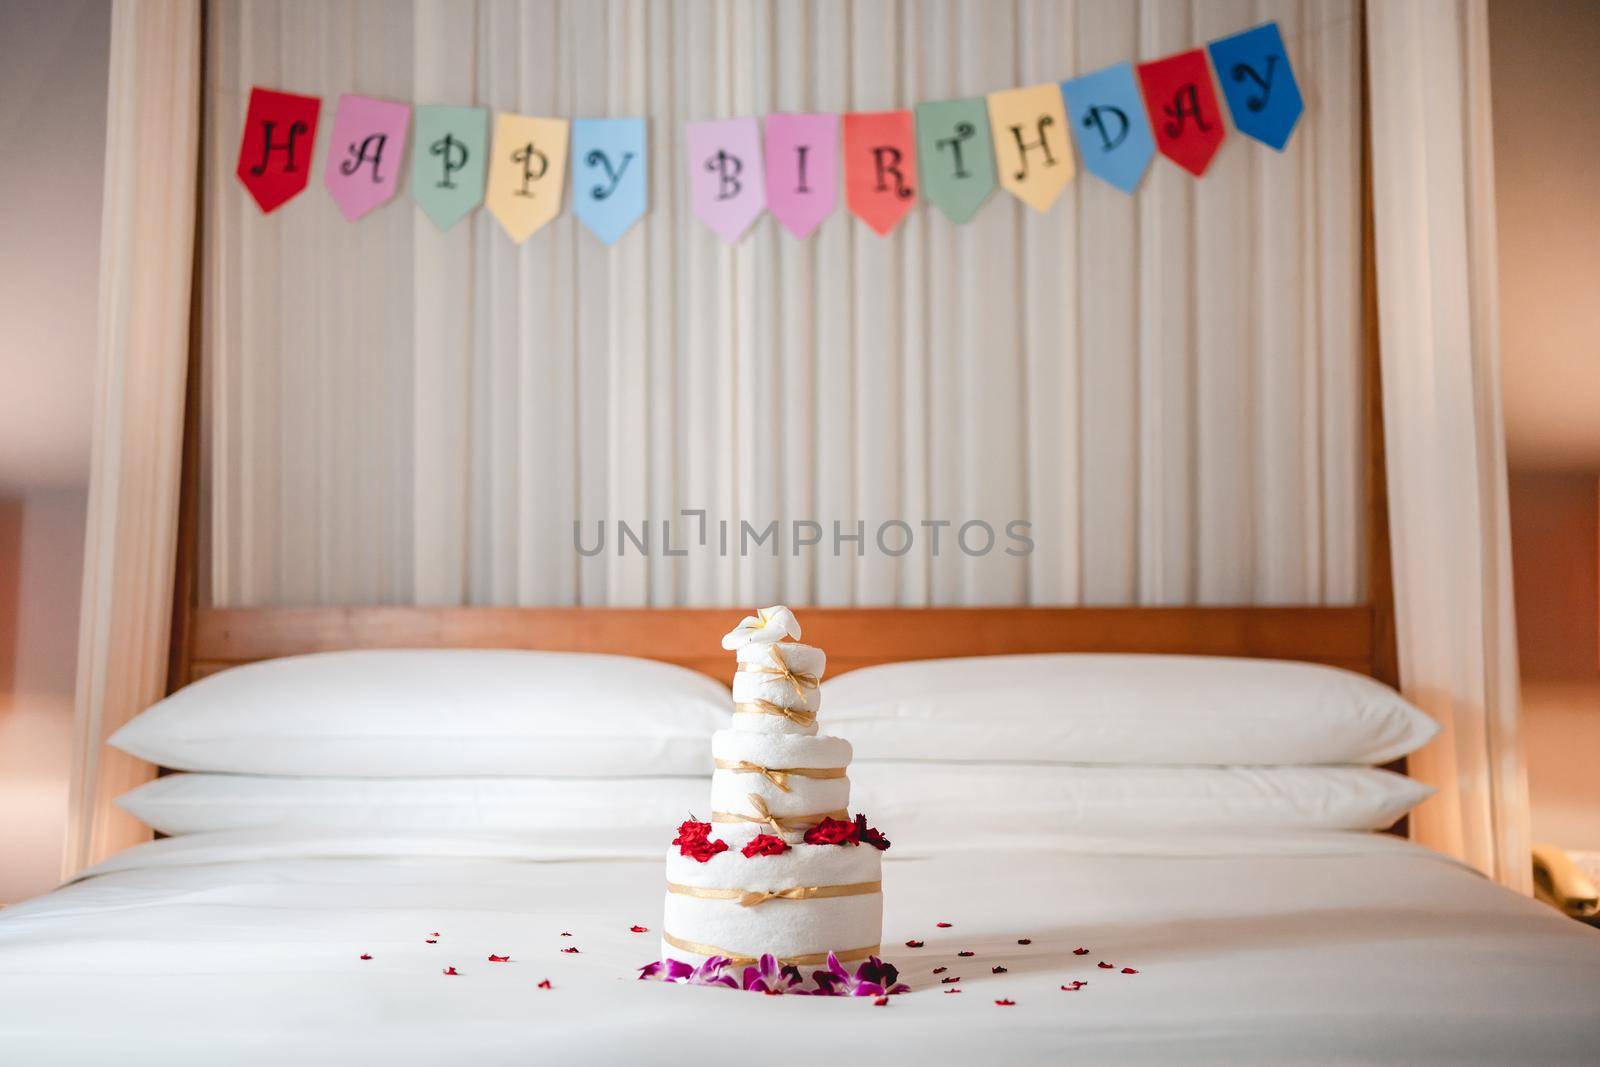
left=412, top=105, right=488, bottom=231
left=915, top=98, right=995, bottom=224
left=1061, top=63, right=1156, bottom=195
left=234, top=19, right=1303, bottom=241
left=236, top=87, right=320, bottom=214
left=987, top=83, right=1074, bottom=212
left=571, top=118, right=647, bottom=245
left=685, top=117, right=766, bottom=244
left=1137, top=49, right=1227, bottom=177
left=764, top=113, right=838, bottom=240
left=1208, top=22, right=1303, bottom=151
left=324, top=94, right=410, bottom=222
left=842, top=110, right=916, bottom=236
left=486, top=113, right=568, bottom=243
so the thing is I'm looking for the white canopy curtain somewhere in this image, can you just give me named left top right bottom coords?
left=1367, top=0, right=1529, bottom=892
left=199, top=0, right=1367, bottom=610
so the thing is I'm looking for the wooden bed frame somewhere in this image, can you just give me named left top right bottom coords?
left=160, top=6, right=1399, bottom=791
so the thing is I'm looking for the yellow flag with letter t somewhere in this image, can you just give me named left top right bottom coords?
left=486, top=113, right=569, bottom=242
left=986, top=83, right=1074, bottom=212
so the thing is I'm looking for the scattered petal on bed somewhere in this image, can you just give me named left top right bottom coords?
left=873, top=996, right=889, bottom=1006
left=537, top=979, right=552, bottom=989
left=629, top=925, right=649, bottom=933
left=943, top=988, right=962, bottom=994
left=995, top=999, right=1016, bottom=1006
left=1121, top=967, right=1139, bottom=974
left=940, top=976, right=960, bottom=984
left=904, top=939, right=924, bottom=948
left=442, top=966, right=459, bottom=975
left=1074, top=947, right=1089, bottom=955
left=932, top=966, right=947, bottom=974
left=1017, top=938, right=1032, bottom=945
left=1061, top=981, right=1087, bottom=991
left=958, top=951, right=974, bottom=957
left=359, top=954, right=371, bottom=960
left=1098, top=962, right=1113, bottom=969
left=425, top=939, right=438, bottom=944
left=560, top=932, right=572, bottom=937
left=488, top=955, right=510, bottom=963
left=936, top=922, right=953, bottom=928
left=991, top=965, right=1007, bottom=974
left=561, top=947, right=580, bottom=954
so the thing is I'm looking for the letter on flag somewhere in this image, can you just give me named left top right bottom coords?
left=411, top=106, right=488, bottom=231
left=842, top=110, right=916, bottom=236
left=1061, top=63, right=1156, bottom=195
left=986, top=84, right=1074, bottom=212
left=764, top=113, right=838, bottom=240
left=685, top=117, right=766, bottom=244
left=1136, top=49, right=1227, bottom=177
left=235, top=87, right=321, bottom=214
left=571, top=118, right=647, bottom=245
left=1207, top=21, right=1303, bottom=151
left=486, top=113, right=569, bottom=243
left=914, top=98, right=995, bottom=224
left=324, top=95, right=410, bottom=221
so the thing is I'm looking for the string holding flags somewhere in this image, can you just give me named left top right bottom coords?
left=233, top=18, right=1305, bottom=243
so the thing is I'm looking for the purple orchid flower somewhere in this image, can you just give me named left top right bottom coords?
left=740, top=953, right=806, bottom=994
left=637, top=956, right=738, bottom=988
left=809, top=953, right=912, bottom=997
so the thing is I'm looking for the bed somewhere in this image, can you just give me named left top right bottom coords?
left=3, top=605, right=1598, bottom=1064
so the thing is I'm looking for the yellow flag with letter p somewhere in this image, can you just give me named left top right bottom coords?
left=486, top=113, right=569, bottom=243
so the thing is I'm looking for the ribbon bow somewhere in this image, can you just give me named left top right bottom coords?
left=712, top=794, right=846, bottom=836
left=737, top=886, right=812, bottom=907
left=732, top=699, right=817, bottom=729
left=723, top=759, right=792, bottom=791
left=738, top=644, right=818, bottom=701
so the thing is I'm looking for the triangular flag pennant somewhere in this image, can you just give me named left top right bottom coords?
left=986, top=84, right=1074, bottom=212
left=411, top=106, right=488, bottom=231
left=324, top=95, right=410, bottom=221
left=842, top=110, right=916, bottom=236
left=914, top=98, right=995, bottom=223
left=1207, top=21, right=1303, bottom=151
left=571, top=118, right=647, bottom=245
left=685, top=117, right=766, bottom=244
left=1136, top=49, right=1227, bottom=177
left=235, top=87, right=321, bottom=214
left=764, top=113, right=838, bottom=240
left=1061, top=63, right=1156, bottom=195
left=486, top=113, right=569, bottom=243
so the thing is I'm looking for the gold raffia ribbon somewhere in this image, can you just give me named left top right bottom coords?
left=712, top=793, right=847, bottom=836
left=660, top=930, right=880, bottom=967
left=666, top=879, right=881, bottom=908
left=735, top=644, right=819, bottom=701
left=732, top=699, right=817, bottom=729
left=713, top=758, right=844, bottom=792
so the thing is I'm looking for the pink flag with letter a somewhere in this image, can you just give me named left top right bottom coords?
left=764, top=113, right=837, bottom=239
left=685, top=117, right=766, bottom=243
left=324, top=94, right=411, bottom=221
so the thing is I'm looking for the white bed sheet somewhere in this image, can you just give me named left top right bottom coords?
left=0, top=828, right=1596, bottom=1065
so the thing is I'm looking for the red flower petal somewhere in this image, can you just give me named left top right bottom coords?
left=904, top=939, right=924, bottom=948
left=1061, top=980, right=1088, bottom=991
left=944, top=988, right=962, bottom=994
left=629, top=925, right=649, bottom=933
left=957, top=951, right=975, bottom=957
left=560, top=932, right=573, bottom=937
left=935, top=922, right=953, bottom=928
left=741, top=834, right=791, bottom=858
left=429, top=932, right=440, bottom=937
left=537, top=979, right=552, bottom=989
left=425, top=939, right=438, bottom=944
left=442, top=966, right=459, bottom=976
left=1016, top=938, right=1032, bottom=945
left=932, top=966, right=947, bottom=974
left=488, top=955, right=510, bottom=963
left=1098, top=962, right=1113, bottom=969
left=359, top=954, right=372, bottom=960
left=873, top=996, right=889, bottom=1006
left=940, top=976, right=960, bottom=984
left=1073, top=947, right=1088, bottom=955
left=561, top=947, right=580, bottom=954
left=995, top=999, right=1016, bottom=1006
left=1121, top=967, right=1139, bottom=974
left=991, top=965, right=1007, bottom=974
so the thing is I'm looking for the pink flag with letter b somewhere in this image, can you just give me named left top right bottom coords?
left=685, top=117, right=766, bottom=244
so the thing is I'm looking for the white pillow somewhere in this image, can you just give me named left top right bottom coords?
left=119, top=765, right=1428, bottom=842
left=118, top=773, right=708, bottom=837
left=109, top=650, right=731, bottom=777
left=851, top=764, right=1430, bottom=849
left=823, top=654, right=1437, bottom=766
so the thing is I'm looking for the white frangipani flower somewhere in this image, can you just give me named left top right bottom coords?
left=720, top=605, right=802, bottom=650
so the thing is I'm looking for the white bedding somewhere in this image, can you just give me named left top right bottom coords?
left=1, top=829, right=1596, bottom=1065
